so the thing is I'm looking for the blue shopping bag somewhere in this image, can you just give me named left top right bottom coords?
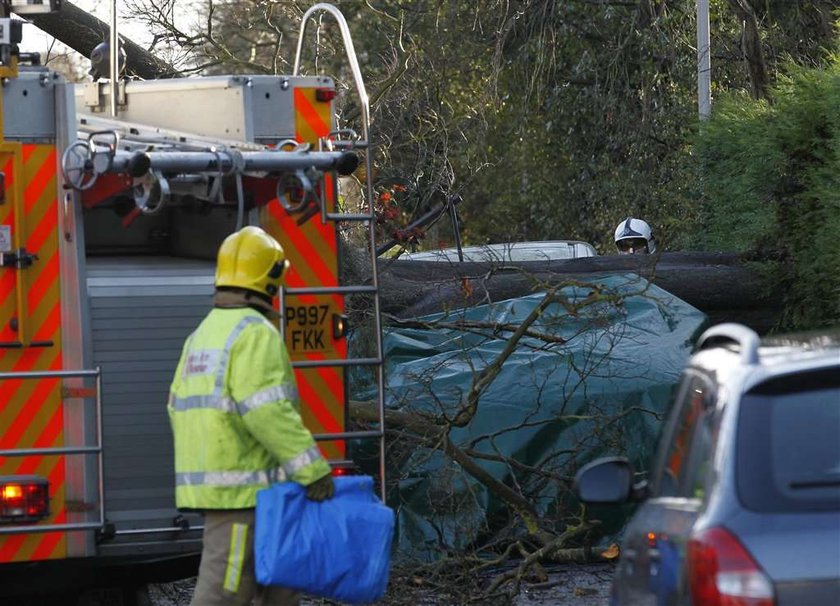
left=255, top=475, right=395, bottom=604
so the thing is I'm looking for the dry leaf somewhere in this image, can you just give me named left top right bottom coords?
left=601, top=543, right=620, bottom=560
left=574, top=587, right=597, bottom=596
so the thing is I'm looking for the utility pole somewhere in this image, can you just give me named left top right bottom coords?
left=110, top=0, right=119, bottom=117
left=697, top=0, right=712, bottom=120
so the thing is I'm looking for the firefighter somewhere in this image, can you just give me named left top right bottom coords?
left=614, top=217, right=657, bottom=255
left=168, top=225, right=335, bottom=606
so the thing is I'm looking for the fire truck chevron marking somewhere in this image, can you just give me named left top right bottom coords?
left=32, top=299, right=61, bottom=343
left=30, top=525, right=64, bottom=560
left=14, top=394, right=62, bottom=475
left=11, top=383, right=59, bottom=460
left=311, top=362, right=344, bottom=401
left=265, top=205, right=344, bottom=324
left=0, top=143, right=65, bottom=563
left=294, top=88, right=330, bottom=139
left=27, top=254, right=59, bottom=312
left=0, top=357, right=60, bottom=450
left=21, top=144, right=36, bottom=163
left=266, top=202, right=336, bottom=287
left=296, top=373, right=342, bottom=434
left=23, top=148, right=56, bottom=215
left=27, top=212, right=57, bottom=261
left=0, top=534, right=26, bottom=561
left=303, top=367, right=343, bottom=419
left=0, top=273, right=15, bottom=341
left=26, top=186, right=58, bottom=250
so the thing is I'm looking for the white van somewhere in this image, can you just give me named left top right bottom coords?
left=400, top=241, right=598, bottom=263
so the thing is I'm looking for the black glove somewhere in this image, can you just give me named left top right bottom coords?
left=305, top=473, right=335, bottom=502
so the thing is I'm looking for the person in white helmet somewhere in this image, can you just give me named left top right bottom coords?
left=614, top=217, right=657, bottom=255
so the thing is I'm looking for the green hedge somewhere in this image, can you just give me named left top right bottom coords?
left=696, top=54, right=840, bottom=329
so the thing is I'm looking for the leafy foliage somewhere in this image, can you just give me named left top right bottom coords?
left=696, top=54, right=840, bottom=329
left=123, top=0, right=839, bottom=327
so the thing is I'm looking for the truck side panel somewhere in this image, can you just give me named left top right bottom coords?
left=0, top=142, right=67, bottom=563
left=260, top=85, right=347, bottom=461
left=86, top=258, right=208, bottom=558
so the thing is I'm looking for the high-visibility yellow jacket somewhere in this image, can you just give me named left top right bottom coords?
left=168, top=306, right=330, bottom=510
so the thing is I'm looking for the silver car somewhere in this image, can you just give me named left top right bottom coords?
left=574, top=323, right=840, bottom=606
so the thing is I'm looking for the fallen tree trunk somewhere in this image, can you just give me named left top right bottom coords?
left=376, top=252, right=782, bottom=333
left=24, top=2, right=180, bottom=79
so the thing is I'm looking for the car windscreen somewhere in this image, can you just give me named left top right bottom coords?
left=737, top=367, right=840, bottom=513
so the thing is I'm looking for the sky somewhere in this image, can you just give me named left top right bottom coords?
left=19, top=0, right=155, bottom=54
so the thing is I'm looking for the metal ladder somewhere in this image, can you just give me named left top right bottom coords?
left=0, top=368, right=106, bottom=537
left=291, top=3, right=387, bottom=498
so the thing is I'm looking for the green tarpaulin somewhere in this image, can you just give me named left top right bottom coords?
left=354, top=274, right=707, bottom=560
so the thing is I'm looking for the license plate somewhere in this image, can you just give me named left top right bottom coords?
left=283, top=299, right=338, bottom=356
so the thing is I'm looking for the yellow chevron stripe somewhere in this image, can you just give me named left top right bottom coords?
left=0, top=143, right=66, bottom=563
left=258, top=89, right=346, bottom=460
left=298, top=367, right=344, bottom=459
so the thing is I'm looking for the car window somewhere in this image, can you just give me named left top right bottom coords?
left=737, top=366, right=840, bottom=513
left=654, top=375, right=715, bottom=498
left=683, top=412, right=714, bottom=500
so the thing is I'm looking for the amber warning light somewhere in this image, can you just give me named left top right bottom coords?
left=0, top=476, right=49, bottom=522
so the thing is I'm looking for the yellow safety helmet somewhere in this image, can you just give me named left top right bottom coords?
left=215, top=226, right=290, bottom=297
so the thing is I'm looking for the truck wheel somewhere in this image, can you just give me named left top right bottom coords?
left=121, top=584, right=153, bottom=606
left=77, top=585, right=153, bottom=606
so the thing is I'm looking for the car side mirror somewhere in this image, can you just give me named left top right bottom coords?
left=574, top=457, right=648, bottom=504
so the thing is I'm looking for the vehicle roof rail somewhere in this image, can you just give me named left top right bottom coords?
left=694, top=323, right=760, bottom=365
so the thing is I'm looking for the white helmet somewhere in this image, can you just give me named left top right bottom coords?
left=614, top=218, right=656, bottom=254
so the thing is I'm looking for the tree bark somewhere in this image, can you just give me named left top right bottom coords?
left=727, top=0, right=770, bottom=101
left=376, top=252, right=783, bottom=333
left=637, top=0, right=666, bottom=28
left=24, top=2, right=180, bottom=79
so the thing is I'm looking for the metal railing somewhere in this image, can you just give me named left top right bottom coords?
left=0, top=367, right=204, bottom=539
left=0, top=368, right=105, bottom=536
left=293, top=3, right=387, bottom=498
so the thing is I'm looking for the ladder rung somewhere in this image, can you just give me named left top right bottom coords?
left=314, top=430, right=383, bottom=441
left=0, top=521, right=105, bottom=536
left=332, top=140, right=369, bottom=150
left=115, top=525, right=202, bottom=537
left=285, top=285, right=377, bottom=295
left=0, top=446, right=102, bottom=457
left=292, top=357, right=382, bottom=369
left=0, top=368, right=100, bottom=380
left=325, top=212, right=373, bottom=222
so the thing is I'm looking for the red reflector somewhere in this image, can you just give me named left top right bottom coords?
left=331, top=464, right=359, bottom=477
left=315, top=88, right=337, bottom=102
left=0, top=477, right=50, bottom=522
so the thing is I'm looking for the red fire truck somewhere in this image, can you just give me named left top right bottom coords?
left=0, top=2, right=384, bottom=601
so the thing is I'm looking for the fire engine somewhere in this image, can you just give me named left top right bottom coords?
left=0, top=1, right=385, bottom=601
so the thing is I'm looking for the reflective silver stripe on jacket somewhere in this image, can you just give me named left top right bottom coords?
left=170, top=394, right=237, bottom=414
left=175, top=447, right=325, bottom=488
left=176, top=468, right=287, bottom=487
left=237, top=384, right=299, bottom=415
left=281, top=445, right=324, bottom=478
left=172, top=314, right=274, bottom=414
left=214, top=315, right=266, bottom=396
